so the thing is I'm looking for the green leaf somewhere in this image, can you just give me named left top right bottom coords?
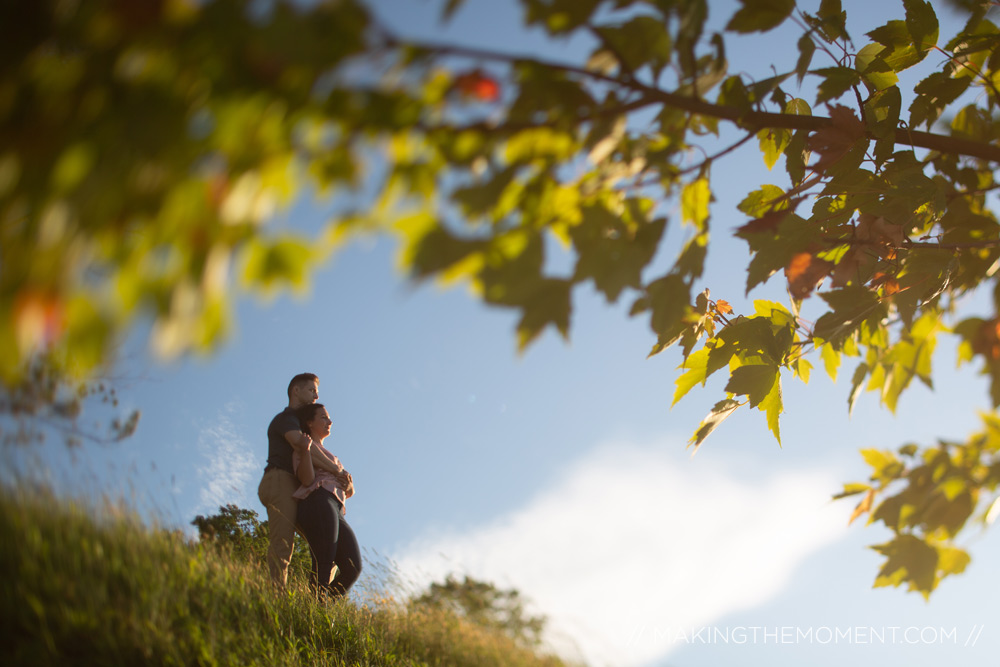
left=867, top=17, right=935, bottom=72
left=872, top=534, right=939, bottom=597
left=814, top=66, right=862, bottom=103
left=864, top=87, right=902, bottom=165
left=645, top=274, right=691, bottom=355
left=725, top=363, right=779, bottom=408
left=757, top=127, right=791, bottom=170
left=936, top=545, right=971, bottom=578
left=813, top=286, right=887, bottom=348
left=476, top=230, right=546, bottom=307
left=681, top=178, right=711, bottom=230
left=738, top=212, right=821, bottom=294
left=784, top=129, right=810, bottom=185
left=795, top=34, right=816, bottom=83
left=525, top=0, right=604, bottom=34
left=713, top=314, right=783, bottom=365
left=572, top=207, right=667, bottom=302
left=820, top=342, right=841, bottom=381
left=241, top=237, right=314, bottom=294
left=856, top=43, right=899, bottom=91
left=908, top=71, right=971, bottom=129
left=673, top=348, right=710, bottom=406
left=903, top=0, right=939, bottom=53
left=515, top=279, right=572, bottom=351
left=833, top=482, right=872, bottom=500
left=861, top=447, right=901, bottom=479
left=405, top=227, right=488, bottom=285
left=816, top=0, right=848, bottom=41
left=759, top=371, right=783, bottom=443
left=726, top=0, right=795, bottom=34
left=848, top=362, right=868, bottom=416
left=676, top=232, right=708, bottom=280
left=595, top=15, right=673, bottom=78
left=452, top=167, right=519, bottom=221
left=717, top=76, right=752, bottom=114
left=689, top=398, right=742, bottom=450
left=737, top=184, right=787, bottom=217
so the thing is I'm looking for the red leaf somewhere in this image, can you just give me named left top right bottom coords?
left=869, top=271, right=900, bottom=296
left=454, top=70, right=500, bottom=102
left=785, top=251, right=833, bottom=299
left=14, top=289, right=64, bottom=348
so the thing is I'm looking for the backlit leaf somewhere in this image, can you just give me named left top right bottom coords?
left=795, top=34, right=815, bottom=83
left=872, top=534, right=938, bottom=597
left=673, top=348, right=710, bottom=406
left=759, top=371, right=783, bottom=443
left=757, top=127, right=791, bottom=170
left=726, top=0, right=795, bottom=34
left=515, top=279, right=572, bottom=351
left=903, top=0, right=939, bottom=53
left=725, top=363, right=778, bottom=408
left=689, top=398, right=742, bottom=451
left=681, top=178, right=711, bottom=230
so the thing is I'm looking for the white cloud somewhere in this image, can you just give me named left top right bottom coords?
left=392, top=440, right=849, bottom=666
left=195, top=400, right=260, bottom=515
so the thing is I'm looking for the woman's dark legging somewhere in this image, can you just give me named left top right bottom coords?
left=296, top=487, right=362, bottom=597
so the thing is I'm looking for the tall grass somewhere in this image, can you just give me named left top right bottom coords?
left=0, top=486, right=569, bottom=666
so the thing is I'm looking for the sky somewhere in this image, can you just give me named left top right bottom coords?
left=6, top=1, right=1000, bottom=666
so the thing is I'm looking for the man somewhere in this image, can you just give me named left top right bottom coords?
left=257, top=373, right=346, bottom=586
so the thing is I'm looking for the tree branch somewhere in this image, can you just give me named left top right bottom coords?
left=395, top=36, right=1000, bottom=164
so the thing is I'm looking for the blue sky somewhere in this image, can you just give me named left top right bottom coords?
left=7, top=1, right=1000, bottom=665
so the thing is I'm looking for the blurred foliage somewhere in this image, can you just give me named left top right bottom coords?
left=5, top=0, right=1000, bottom=594
left=0, top=360, right=139, bottom=447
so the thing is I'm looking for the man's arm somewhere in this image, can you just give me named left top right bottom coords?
left=284, top=430, right=315, bottom=486
left=284, top=429, right=335, bottom=469
left=308, top=442, right=343, bottom=474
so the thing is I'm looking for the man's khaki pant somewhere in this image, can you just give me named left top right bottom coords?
left=257, top=468, right=299, bottom=586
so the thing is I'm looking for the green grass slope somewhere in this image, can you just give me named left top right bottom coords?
left=0, top=487, right=568, bottom=667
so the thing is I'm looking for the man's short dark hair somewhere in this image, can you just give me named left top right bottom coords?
left=287, top=373, right=319, bottom=398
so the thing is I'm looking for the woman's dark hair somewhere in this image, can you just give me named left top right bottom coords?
left=295, top=402, right=326, bottom=434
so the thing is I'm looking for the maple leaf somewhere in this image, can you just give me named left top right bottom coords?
left=715, top=299, right=733, bottom=315
left=856, top=213, right=905, bottom=258
left=784, top=251, right=834, bottom=299
left=869, top=271, right=900, bottom=296
left=807, top=105, right=866, bottom=171
left=971, top=318, right=1000, bottom=361
left=830, top=246, right=877, bottom=288
left=735, top=207, right=793, bottom=236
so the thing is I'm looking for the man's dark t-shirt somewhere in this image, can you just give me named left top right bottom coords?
left=266, top=407, right=301, bottom=474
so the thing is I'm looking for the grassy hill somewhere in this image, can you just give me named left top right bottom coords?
left=0, top=487, right=569, bottom=666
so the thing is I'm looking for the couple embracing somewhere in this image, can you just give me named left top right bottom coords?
left=256, top=373, right=361, bottom=597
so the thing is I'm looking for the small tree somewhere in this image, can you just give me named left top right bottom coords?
left=410, top=574, right=548, bottom=648
left=191, top=504, right=312, bottom=582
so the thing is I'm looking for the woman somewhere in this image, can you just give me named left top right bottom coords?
left=291, top=402, right=362, bottom=598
